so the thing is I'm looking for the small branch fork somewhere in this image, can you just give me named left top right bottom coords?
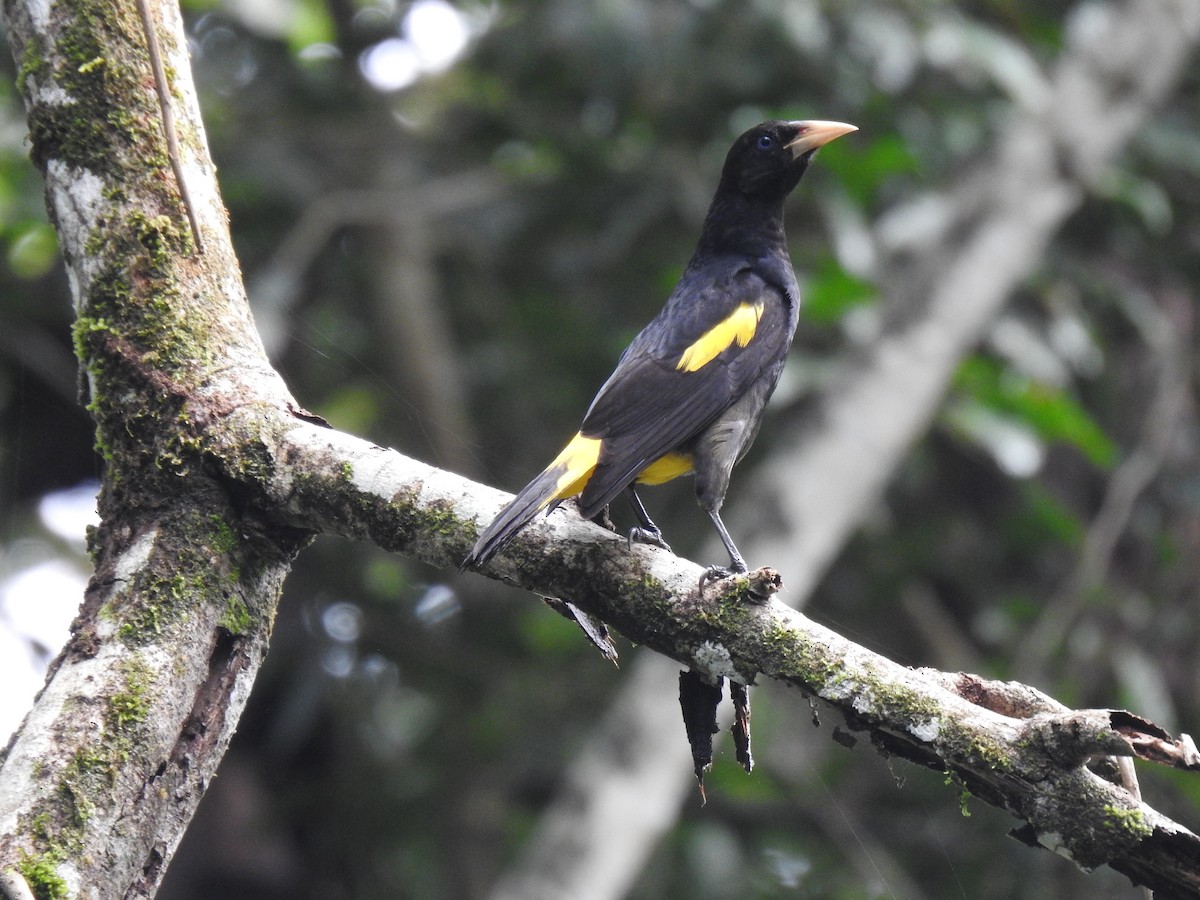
left=135, top=0, right=203, bottom=252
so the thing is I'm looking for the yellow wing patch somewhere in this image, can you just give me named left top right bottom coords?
left=542, top=438, right=694, bottom=508
left=675, top=301, right=764, bottom=372
left=544, top=432, right=602, bottom=506
left=636, top=452, right=694, bottom=485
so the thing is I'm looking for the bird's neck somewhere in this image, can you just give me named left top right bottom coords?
left=693, top=191, right=788, bottom=260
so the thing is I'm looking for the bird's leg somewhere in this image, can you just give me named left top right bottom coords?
left=698, top=508, right=748, bottom=592
left=625, top=486, right=673, bottom=552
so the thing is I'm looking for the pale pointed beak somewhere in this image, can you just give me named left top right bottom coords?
left=786, top=120, right=858, bottom=157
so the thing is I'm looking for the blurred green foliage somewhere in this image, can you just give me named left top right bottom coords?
left=801, top=258, right=876, bottom=324
left=954, top=354, right=1117, bottom=467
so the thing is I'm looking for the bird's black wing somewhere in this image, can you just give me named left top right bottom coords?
left=575, top=260, right=794, bottom=515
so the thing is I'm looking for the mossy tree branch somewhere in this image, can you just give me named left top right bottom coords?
left=236, top=416, right=1200, bottom=896
left=0, top=1, right=1198, bottom=899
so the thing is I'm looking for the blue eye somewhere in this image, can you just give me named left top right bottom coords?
left=756, top=133, right=775, bottom=150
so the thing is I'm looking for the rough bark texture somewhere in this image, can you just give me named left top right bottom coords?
left=0, top=1, right=1199, bottom=899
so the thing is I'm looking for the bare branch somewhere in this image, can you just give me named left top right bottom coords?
left=134, top=0, right=203, bottom=252
left=1017, top=283, right=1194, bottom=675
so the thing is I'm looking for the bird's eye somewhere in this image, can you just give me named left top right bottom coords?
left=756, top=133, right=775, bottom=151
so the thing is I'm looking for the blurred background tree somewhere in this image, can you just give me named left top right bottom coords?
left=1, top=0, right=1197, bottom=897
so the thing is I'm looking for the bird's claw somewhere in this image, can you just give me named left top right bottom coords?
left=628, top=526, right=673, bottom=553
left=698, top=563, right=747, bottom=594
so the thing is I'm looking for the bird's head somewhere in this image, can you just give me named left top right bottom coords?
left=722, top=119, right=857, bottom=199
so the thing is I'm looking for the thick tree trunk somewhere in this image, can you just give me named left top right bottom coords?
left=0, top=2, right=306, bottom=897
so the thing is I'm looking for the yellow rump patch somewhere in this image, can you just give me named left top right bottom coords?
left=675, top=301, right=764, bottom=372
left=544, top=432, right=602, bottom=506
left=636, top=452, right=694, bottom=485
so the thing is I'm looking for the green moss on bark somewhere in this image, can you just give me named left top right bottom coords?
left=103, top=507, right=257, bottom=645
left=107, top=657, right=153, bottom=729
left=14, top=654, right=160, bottom=894
left=23, top=0, right=165, bottom=175
left=219, top=595, right=254, bottom=635
left=1102, top=804, right=1153, bottom=840
left=71, top=208, right=208, bottom=485
left=16, top=849, right=69, bottom=900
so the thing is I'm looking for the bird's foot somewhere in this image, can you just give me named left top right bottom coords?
left=628, top=525, right=673, bottom=553
left=698, top=563, right=747, bottom=594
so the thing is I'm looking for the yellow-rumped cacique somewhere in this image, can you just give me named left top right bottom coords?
left=463, top=119, right=857, bottom=584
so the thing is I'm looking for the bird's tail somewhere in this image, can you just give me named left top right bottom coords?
left=461, top=432, right=601, bottom=570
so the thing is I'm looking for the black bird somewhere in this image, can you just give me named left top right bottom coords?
left=463, top=119, right=856, bottom=583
